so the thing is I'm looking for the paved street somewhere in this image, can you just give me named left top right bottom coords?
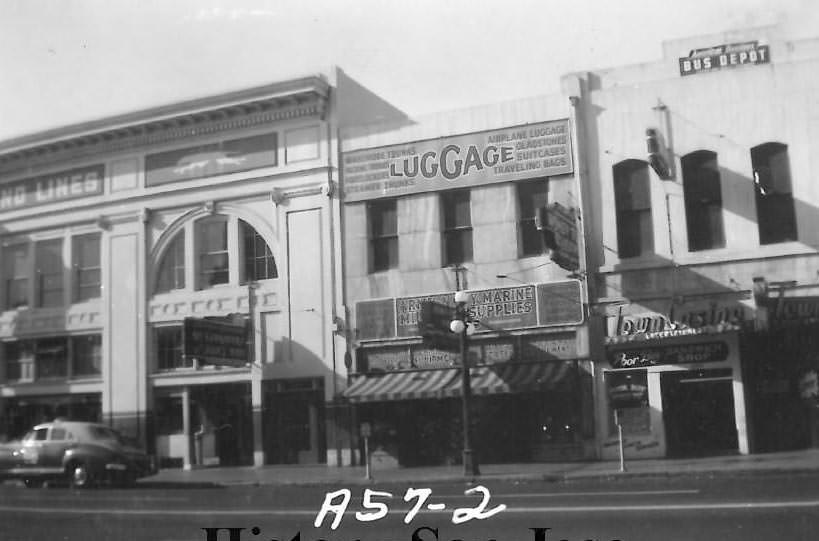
left=1, top=471, right=818, bottom=541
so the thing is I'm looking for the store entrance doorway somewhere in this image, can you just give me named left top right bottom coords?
left=661, top=369, right=738, bottom=457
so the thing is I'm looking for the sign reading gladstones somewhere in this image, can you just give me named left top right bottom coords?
left=183, top=318, right=247, bottom=367
left=342, top=119, right=573, bottom=202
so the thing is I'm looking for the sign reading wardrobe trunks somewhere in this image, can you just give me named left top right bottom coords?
left=342, top=119, right=573, bottom=202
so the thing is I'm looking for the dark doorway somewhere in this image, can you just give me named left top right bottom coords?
left=661, top=369, right=738, bottom=457
left=263, top=378, right=326, bottom=464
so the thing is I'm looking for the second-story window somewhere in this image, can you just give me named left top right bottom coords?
left=752, top=142, right=797, bottom=245
left=197, top=218, right=229, bottom=287
left=72, top=233, right=101, bottom=302
left=4, top=243, right=29, bottom=310
left=613, top=160, right=654, bottom=258
left=518, top=179, right=549, bottom=257
left=36, top=239, right=64, bottom=307
left=682, top=150, right=725, bottom=251
left=442, top=190, right=473, bottom=266
left=367, top=199, right=398, bottom=272
left=155, top=233, right=186, bottom=293
left=241, top=220, right=278, bottom=282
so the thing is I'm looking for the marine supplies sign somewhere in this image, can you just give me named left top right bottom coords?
left=342, top=119, right=573, bottom=202
left=355, top=280, right=583, bottom=341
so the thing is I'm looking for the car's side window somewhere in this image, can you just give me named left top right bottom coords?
left=50, top=427, right=67, bottom=440
left=33, top=428, right=48, bottom=441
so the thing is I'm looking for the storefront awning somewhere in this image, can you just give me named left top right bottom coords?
left=343, top=369, right=458, bottom=403
left=446, top=361, right=574, bottom=396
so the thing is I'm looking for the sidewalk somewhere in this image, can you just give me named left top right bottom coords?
left=140, top=447, right=819, bottom=487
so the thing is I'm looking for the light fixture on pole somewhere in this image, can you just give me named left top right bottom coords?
left=451, top=288, right=480, bottom=477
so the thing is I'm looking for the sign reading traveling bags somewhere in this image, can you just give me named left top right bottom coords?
left=182, top=317, right=248, bottom=367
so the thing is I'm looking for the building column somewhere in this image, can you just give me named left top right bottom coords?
left=182, top=386, right=193, bottom=470
left=252, top=376, right=264, bottom=466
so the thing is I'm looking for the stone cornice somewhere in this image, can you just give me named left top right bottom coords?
left=0, top=77, right=330, bottom=175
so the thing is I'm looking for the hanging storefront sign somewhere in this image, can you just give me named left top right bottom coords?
left=607, top=341, right=729, bottom=369
left=182, top=317, right=248, bottom=368
left=0, top=164, right=104, bottom=212
left=604, top=299, right=751, bottom=344
left=356, top=280, right=583, bottom=342
left=145, top=132, right=278, bottom=186
left=341, top=119, right=573, bottom=202
left=679, top=41, right=770, bottom=76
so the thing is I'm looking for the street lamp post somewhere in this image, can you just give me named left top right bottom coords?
left=450, top=289, right=480, bottom=477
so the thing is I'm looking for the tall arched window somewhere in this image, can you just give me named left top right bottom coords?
left=155, top=233, right=185, bottom=294
left=240, top=219, right=278, bottom=283
left=752, top=142, right=797, bottom=244
left=682, top=150, right=725, bottom=251
left=613, top=159, right=653, bottom=258
left=153, top=216, right=278, bottom=294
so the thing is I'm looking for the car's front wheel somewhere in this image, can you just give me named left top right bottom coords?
left=67, top=462, right=94, bottom=489
left=23, top=478, right=44, bottom=488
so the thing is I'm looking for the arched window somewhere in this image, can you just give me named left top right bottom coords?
left=155, top=232, right=185, bottom=294
left=154, top=215, right=278, bottom=294
left=613, top=159, right=653, bottom=258
left=751, top=142, right=797, bottom=244
left=240, top=219, right=278, bottom=283
left=682, top=150, right=725, bottom=251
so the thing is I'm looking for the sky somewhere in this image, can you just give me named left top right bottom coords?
left=1, top=0, right=818, bottom=143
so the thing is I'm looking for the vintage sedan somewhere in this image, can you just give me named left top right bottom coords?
left=0, top=420, right=156, bottom=488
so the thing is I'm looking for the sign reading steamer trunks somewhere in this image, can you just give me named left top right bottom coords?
left=342, top=119, right=573, bottom=202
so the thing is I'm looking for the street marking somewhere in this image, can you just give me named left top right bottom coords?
left=1, top=499, right=818, bottom=516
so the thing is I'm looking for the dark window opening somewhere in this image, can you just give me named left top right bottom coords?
left=518, top=179, right=549, bottom=257
left=367, top=199, right=398, bottom=272
left=613, top=160, right=654, bottom=258
left=682, top=150, right=725, bottom=251
left=752, top=142, right=797, bottom=244
left=442, top=190, right=473, bottom=266
left=155, top=326, right=189, bottom=370
left=73, top=233, right=101, bottom=302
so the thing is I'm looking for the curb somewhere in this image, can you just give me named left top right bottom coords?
left=139, top=466, right=819, bottom=488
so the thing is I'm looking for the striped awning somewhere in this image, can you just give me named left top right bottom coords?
left=446, top=361, right=574, bottom=396
left=343, top=369, right=458, bottom=403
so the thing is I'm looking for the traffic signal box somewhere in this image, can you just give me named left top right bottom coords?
left=419, top=300, right=460, bottom=351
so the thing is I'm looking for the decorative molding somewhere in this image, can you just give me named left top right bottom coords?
left=0, top=94, right=327, bottom=175
left=148, top=286, right=279, bottom=323
left=0, top=306, right=103, bottom=338
left=203, top=200, right=217, bottom=214
left=269, top=187, right=286, bottom=206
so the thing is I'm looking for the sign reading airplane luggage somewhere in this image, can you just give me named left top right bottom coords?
left=342, top=119, right=573, bottom=202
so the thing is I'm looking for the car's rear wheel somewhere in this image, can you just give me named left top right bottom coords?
left=23, top=478, right=43, bottom=488
left=67, top=462, right=94, bottom=489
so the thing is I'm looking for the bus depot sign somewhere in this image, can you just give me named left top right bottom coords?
left=341, top=119, right=573, bottom=202
left=679, top=41, right=770, bottom=76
